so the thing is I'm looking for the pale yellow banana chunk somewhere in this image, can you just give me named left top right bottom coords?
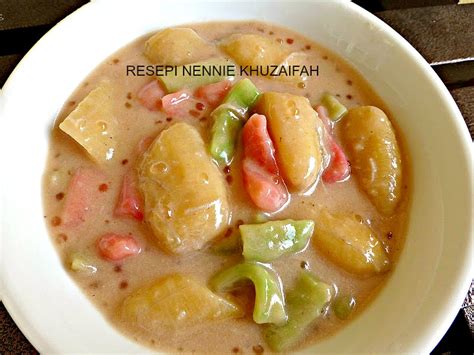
left=59, top=82, right=117, bottom=163
left=256, top=92, right=322, bottom=191
left=342, top=106, right=402, bottom=216
left=121, top=274, right=243, bottom=329
left=314, top=209, right=390, bottom=276
left=220, top=34, right=290, bottom=67
left=144, top=28, right=215, bottom=65
left=138, top=123, right=230, bottom=253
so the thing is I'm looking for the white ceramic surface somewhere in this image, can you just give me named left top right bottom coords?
left=1, top=0, right=472, bottom=353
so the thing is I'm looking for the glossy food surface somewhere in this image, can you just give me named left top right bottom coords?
left=256, top=92, right=323, bottom=192
left=342, top=106, right=403, bottom=216
left=42, top=21, right=410, bottom=353
left=221, top=33, right=290, bottom=68
left=144, top=28, right=216, bottom=65
left=313, top=209, right=390, bottom=276
left=59, top=82, right=117, bottom=163
left=121, top=274, right=243, bottom=328
left=138, top=122, right=230, bottom=254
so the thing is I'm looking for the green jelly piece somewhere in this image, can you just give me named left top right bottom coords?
left=321, top=93, right=348, bottom=122
left=210, top=261, right=287, bottom=325
left=264, top=271, right=332, bottom=352
left=210, top=229, right=242, bottom=255
left=240, top=219, right=314, bottom=262
left=333, top=294, right=356, bottom=320
left=209, top=78, right=260, bottom=166
left=222, top=78, right=260, bottom=116
left=210, top=108, right=243, bottom=166
left=69, top=253, right=97, bottom=274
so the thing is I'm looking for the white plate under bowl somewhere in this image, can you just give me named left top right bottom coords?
left=1, top=0, right=472, bottom=353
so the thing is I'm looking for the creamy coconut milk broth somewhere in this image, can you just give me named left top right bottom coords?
left=43, top=21, right=410, bottom=353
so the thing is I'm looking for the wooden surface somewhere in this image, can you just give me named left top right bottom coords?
left=377, top=5, right=474, bottom=65
left=0, top=0, right=473, bottom=353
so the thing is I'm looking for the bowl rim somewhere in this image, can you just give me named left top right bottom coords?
left=1, top=0, right=473, bottom=353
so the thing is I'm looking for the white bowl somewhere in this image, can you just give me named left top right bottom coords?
left=1, top=0, right=472, bottom=353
